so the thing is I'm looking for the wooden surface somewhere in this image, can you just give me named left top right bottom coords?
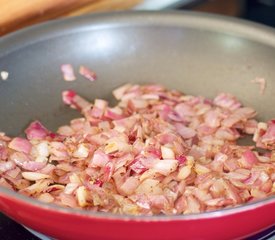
left=64, top=0, right=142, bottom=17
left=0, top=0, right=142, bottom=36
left=0, top=0, right=245, bottom=36
left=192, top=0, right=245, bottom=16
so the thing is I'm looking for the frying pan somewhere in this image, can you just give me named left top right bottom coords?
left=0, top=11, right=274, bottom=240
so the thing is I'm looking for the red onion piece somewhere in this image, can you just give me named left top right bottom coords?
left=62, top=90, right=91, bottom=111
left=251, top=77, right=266, bottom=95
left=25, top=121, right=49, bottom=140
left=174, top=123, right=196, bottom=139
left=61, top=64, right=76, bottom=81
left=214, top=93, right=241, bottom=111
left=0, top=161, right=16, bottom=173
left=90, top=150, right=110, bottom=167
left=0, top=83, right=274, bottom=216
left=79, top=65, right=97, bottom=82
left=8, top=137, right=32, bottom=154
left=253, top=120, right=275, bottom=150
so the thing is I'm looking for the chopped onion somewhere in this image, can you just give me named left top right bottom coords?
left=112, top=84, right=132, bottom=100
left=213, top=93, right=241, bottom=111
left=135, top=179, right=162, bottom=195
left=0, top=161, right=15, bottom=173
left=251, top=77, right=266, bottom=95
left=38, top=193, right=54, bottom=203
left=174, top=123, right=196, bottom=139
left=161, top=146, right=175, bottom=159
left=194, top=163, right=210, bottom=175
left=79, top=65, right=97, bottom=82
left=119, top=177, right=139, bottom=196
left=61, top=64, right=76, bottom=81
left=177, top=166, right=192, bottom=180
left=152, top=160, right=178, bottom=176
left=64, top=183, right=79, bottom=195
left=22, top=172, right=50, bottom=181
left=73, top=143, right=89, bottom=158
left=8, top=137, right=32, bottom=154
left=0, top=71, right=9, bottom=81
left=0, top=83, right=274, bottom=216
left=62, top=90, right=91, bottom=111
left=76, top=186, right=88, bottom=207
left=25, top=121, right=49, bottom=140
left=242, top=150, right=258, bottom=167
left=22, top=161, right=46, bottom=171
left=90, top=150, right=110, bottom=167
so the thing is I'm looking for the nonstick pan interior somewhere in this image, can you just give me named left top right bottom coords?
left=0, top=11, right=275, bottom=137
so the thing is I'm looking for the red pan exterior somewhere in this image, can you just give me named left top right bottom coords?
left=0, top=193, right=274, bottom=240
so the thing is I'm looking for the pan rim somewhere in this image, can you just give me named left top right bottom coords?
left=1, top=185, right=274, bottom=221
left=0, top=10, right=275, bottom=57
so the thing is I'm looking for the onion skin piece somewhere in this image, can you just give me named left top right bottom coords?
left=25, top=121, right=49, bottom=140
left=8, top=137, right=32, bottom=154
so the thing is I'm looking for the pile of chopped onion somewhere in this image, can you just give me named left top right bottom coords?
left=0, top=84, right=274, bottom=215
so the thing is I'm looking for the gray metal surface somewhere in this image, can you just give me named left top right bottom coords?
left=0, top=11, right=275, bottom=136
